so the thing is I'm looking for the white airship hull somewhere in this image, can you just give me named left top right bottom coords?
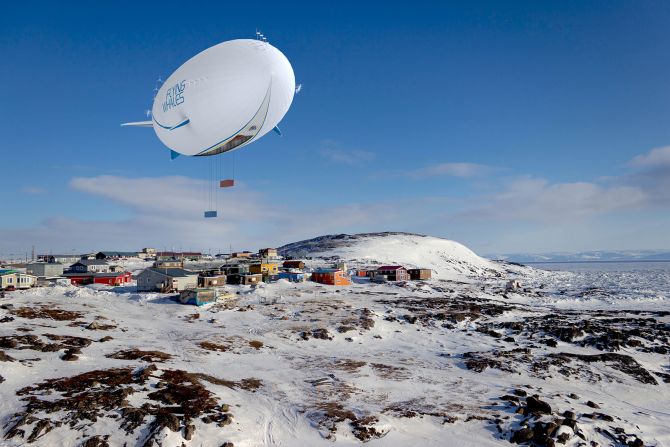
left=147, top=39, right=295, bottom=157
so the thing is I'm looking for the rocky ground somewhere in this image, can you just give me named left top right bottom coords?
left=0, top=269, right=668, bottom=446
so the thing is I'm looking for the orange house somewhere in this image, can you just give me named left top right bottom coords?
left=311, top=269, right=351, bottom=286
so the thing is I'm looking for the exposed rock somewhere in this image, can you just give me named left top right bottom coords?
left=0, top=350, right=15, bottom=362
left=81, top=435, right=110, bottom=447
left=184, top=424, right=195, bottom=440
left=510, top=427, right=534, bottom=443
left=526, top=396, right=552, bottom=414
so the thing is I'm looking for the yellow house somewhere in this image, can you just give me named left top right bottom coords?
left=249, top=263, right=279, bottom=275
left=0, top=270, right=17, bottom=289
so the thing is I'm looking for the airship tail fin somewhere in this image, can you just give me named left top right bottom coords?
left=170, top=150, right=181, bottom=160
left=121, top=121, right=153, bottom=128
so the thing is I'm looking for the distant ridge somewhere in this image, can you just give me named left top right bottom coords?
left=489, top=249, right=670, bottom=263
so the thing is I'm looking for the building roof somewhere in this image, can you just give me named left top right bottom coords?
left=313, top=268, right=342, bottom=274
left=155, top=251, right=202, bottom=257
left=94, top=272, right=130, bottom=278
left=377, top=265, right=406, bottom=271
left=74, top=259, right=109, bottom=266
left=146, top=267, right=197, bottom=277
left=27, top=262, right=64, bottom=266
left=97, top=251, right=139, bottom=257
left=43, top=254, right=81, bottom=259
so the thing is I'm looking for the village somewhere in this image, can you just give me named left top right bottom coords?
left=0, top=247, right=433, bottom=305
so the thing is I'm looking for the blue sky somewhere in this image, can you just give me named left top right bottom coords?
left=1, top=1, right=670, bottom=257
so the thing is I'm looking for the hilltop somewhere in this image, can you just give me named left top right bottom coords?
left=278, top=232, right=503, bottom=279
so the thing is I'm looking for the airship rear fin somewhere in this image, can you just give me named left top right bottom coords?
left=121, top=121, right=153, bottom=128
left=170, top=150, right=181, bottom=160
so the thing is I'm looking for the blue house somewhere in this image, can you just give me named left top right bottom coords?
left=278, top=271, right=306, bottom=282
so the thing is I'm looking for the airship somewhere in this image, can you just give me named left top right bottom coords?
left=122, top=38, right=295, bottom=160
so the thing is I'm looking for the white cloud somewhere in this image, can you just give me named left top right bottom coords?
left=460, top=176, right=647, bottom=222
left=22, top=186, right=47, bottom=194
left=408, top=162, right=492, bottom=178
left=630, top=146, right=670, bottom=168
left=319, top=140, right=376, bottom=165
left=0, top=175, right=442, bottom=255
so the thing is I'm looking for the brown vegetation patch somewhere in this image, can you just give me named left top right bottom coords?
left=331, top=358, right=367, bottom=373
left=0, top=333, right=93, bottom=353
left=106, top=349, right=172, bottom=363
left=307, top=402, right=385, bottom=441
left=384, top=400, right=459, bottom=422
left=249, top=340, right=264, bottom=349
left=10, top=306, right=84, bottom=321
left=376, top=295, right=507, bottom=326
left=4, top=366, right=238, bottom=446
left=370, top=362, right=410, bottom=380
left=199, top=341, right=229, bottom=352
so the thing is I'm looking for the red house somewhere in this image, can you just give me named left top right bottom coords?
left=376, top=266, right=410, bottom=281
left=311, top=269, right=351, bottom=286
left=63, top=271, right=131, bottom=286
left=94, top=272, right=132, bottom=286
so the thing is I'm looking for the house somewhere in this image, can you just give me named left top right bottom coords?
left=0, top=269, right=17, bottom=290
left=15, top=273, right=37, bottom=289
left=26, top=262, right=64, bottom=277
left=179, top=288, right=218, bottom=306
left=278, top=271, right=307, bottom=282
left=371, top=274, right=388, bottom=283
left=333, top=261, right=348, bottom=272
left=62, top=273, right=95, bottom=285
left=136, top=268, right=198, bottom=292
left=70, top=260, right=111, bottom=274
left=249, top=262, right=279, bottom=276
left=93, top=272, right=132, bottom=286
left=226, top=273, right=263, bottom=285
left=311, top=268, right=351, bottom=286
left=199, top=273, right=227, bottom=287
left=231, top=251, right=253, bottom=258
left=154, top=259, right=183, bottom=269
left=155, top=251, right=202, bottom=261
left=95, top=251, right=139, bottom=260
left=376, top=266, right=410, bottom=281
left=282, top=260, right=305, bottom=270
left=259, top=248, right=278, bottom=258
left=40, top=254, right=81, bottom=265
left=221, top=264, right=249, bottom=275
left=139, top=248, right=156, bottom=259
left=408, top=268, right=432, bottom=280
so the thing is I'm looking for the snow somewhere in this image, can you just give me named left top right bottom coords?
left=0, top=234, right=668, bottom=446
left=279, top=232, right=503, bottom=280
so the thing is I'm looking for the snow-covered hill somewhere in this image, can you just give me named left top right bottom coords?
left=278, top=232, right=503, bottom=279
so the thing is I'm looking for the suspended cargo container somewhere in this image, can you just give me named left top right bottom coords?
left=204, top=211, right=217, bottom=218
left=219, top=179, right=235, bottom=188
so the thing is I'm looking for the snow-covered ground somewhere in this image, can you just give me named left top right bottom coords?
left=0, top=233, right=668, bottom=447
left=279, top=232, right=503, bottom=280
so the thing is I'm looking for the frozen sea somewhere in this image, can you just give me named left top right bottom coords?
left=524, top=260, right=670, bottom=309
